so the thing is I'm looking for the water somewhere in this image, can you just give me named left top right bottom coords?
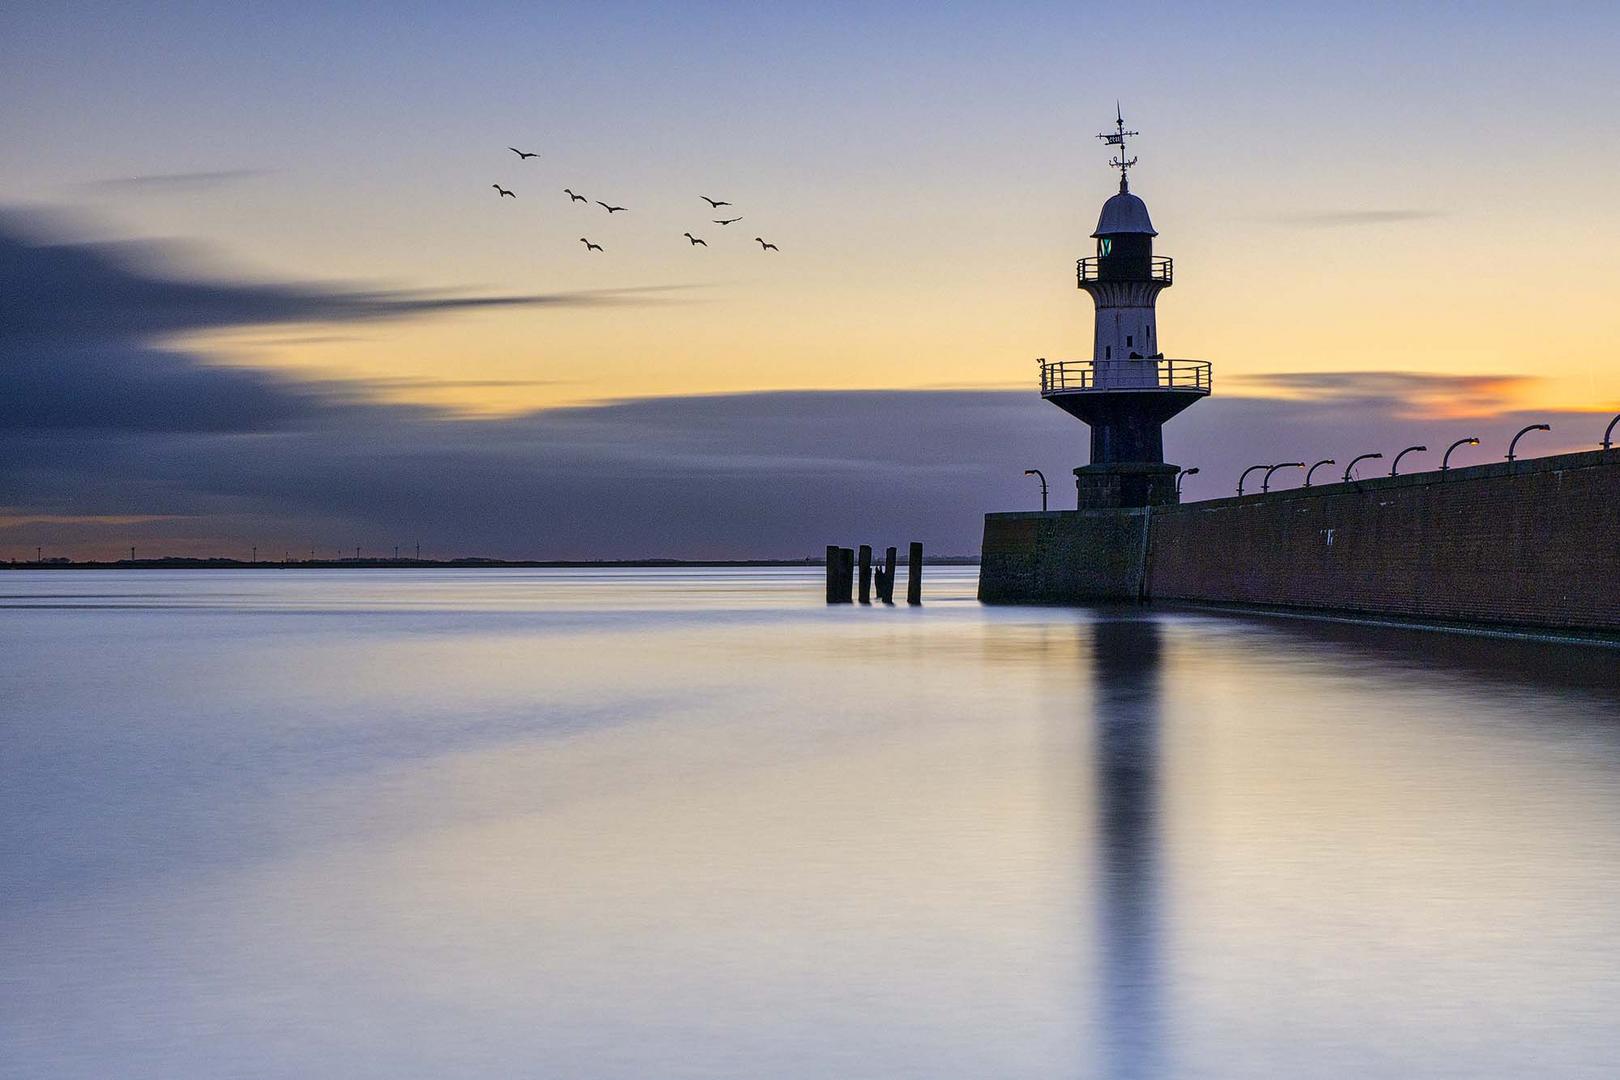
left=3, top=568, right=1619, bottom=1079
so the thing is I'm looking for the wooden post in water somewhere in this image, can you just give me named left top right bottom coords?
left=839, top=547, right=855, bottom=603
left=881, top=546, right=897, bottom=603
left=825, top=545, right=840, bottom=603
left=858, top=545, right=873, bottom=604
left=906, top=542, right=923, bottom=605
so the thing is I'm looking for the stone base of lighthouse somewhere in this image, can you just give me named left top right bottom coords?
left=1074, top=462, right=1181, bottom=510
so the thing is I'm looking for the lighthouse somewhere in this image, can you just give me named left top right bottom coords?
left=1040, top=109, right=1210, bottom=508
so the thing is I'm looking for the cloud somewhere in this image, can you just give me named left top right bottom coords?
left=0, top=209, right=687, bottom=433
left=7, top=385, right=1611, bottom=560
left=1230, top=371, right=1537, bottom=418
left=0, top=512, right=177, bottom=528
left=0, top=215, right=684, bottom=340
left=3, top=208, right=1610, bottom=560
left=79, top=169, right=273, bottom=194
left=1273, top=210, right=1441, bottom=227
left=334, top=376, right=571, bottom=393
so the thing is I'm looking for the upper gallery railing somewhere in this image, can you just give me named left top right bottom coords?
left=1076, top=255, right=1173, bottom=285
left=1039, top=358, right=1211, bottom=395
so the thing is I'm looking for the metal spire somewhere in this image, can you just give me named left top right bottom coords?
left=1096, top=102, right=1139, bottom=192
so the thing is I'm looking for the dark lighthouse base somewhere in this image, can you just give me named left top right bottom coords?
left=1074, top=462, right=1181, bottom=510
left=1043, top=385, right=1204, bottom=510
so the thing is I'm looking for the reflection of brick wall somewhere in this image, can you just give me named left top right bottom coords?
left=1146, top=450, right=1620, bottom=633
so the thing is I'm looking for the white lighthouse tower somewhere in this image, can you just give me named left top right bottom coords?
left=1039, top=108, right=1210, bottom=508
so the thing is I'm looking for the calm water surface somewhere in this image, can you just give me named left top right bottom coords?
left=3, top=568, right=1619, bottom=1079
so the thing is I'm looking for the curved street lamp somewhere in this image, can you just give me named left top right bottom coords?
left=1342, top=453, right=1383, bottom=482
left=1237, top=464, right=1269, bottom=497
left=1390, top=445, right=1427, bottom=476
left=1507, top=423, right=1550, bottom=464
left=1603, top=414, right=1618, bottom=451
left=1176, top=466, right=1199, bottom=495
left=1262, top=461, right=1304, bottom=493
left=1303, top=458, right=1336, bottom=487
left=1441, top=437, right=1480, bottom=472
left=1023, top=469, right=1048, bottom=512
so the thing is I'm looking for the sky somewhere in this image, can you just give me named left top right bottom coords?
left=2, top=2, right=1618, bottom=558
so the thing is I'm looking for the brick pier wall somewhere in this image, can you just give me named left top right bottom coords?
left=979, top=509, right=1149, bottom=603
left=980, top=450, right=1620, bottom=633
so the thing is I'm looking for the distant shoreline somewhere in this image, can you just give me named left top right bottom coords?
left=6, top=557, right=981, bottom=570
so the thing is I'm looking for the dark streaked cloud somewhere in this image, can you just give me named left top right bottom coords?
left=79, top=169, right=273, bottom=194
left=333, top=376, right=570, bottom=392
left=1273, top=209, right=1442, bottom=227
left=0, top=209, right=689, bottom=434
left=1232, top=371, right=1536, bottom=417
left=6, top=384, right=1610, bottom=560
left=0, top=210, right=690, bottom=340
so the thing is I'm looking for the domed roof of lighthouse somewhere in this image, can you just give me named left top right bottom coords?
left=1092, top=189, right=1156, bottom=237
left=1090, top=105, right=1158, bottom=236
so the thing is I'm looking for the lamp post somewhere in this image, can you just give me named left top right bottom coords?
left=1237, top=464, right=1269, bottom=497
left=1507, top=423, right=1550, bottom=464
left=1023, top=469, right=1048, bottom=512
left=1441, top=437, right=1480, bottom=472
left=1605, top=414, right=1620, bottom=451
left=1303, top=459, right=1336, bottom=487
left=1390, top=445, right=1427, bottom=476
left=1176, top=466, right=1199, bottom=495
left=1262, top=461, right=1304, bottom=493
left=1342, top=453, right=1383, bottom=482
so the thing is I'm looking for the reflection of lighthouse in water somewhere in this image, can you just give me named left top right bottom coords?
left=1091, top=616, right=1164, bottom=1079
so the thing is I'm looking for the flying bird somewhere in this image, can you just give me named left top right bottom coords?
left=596, top=201, right=628, bottom=213
left=700, top=196, right=731, bottom=208
left=683, top=232, right=707, bottom=246
left=508, top=147, right=539, bottom=160
left=492, top=185, right=516, bottom=198
left=755, top=237, right=778, bottom=251
left=579, top=238, right=603, bottom=252
left=713, top=217, right=742, bottom=225
left=564, top=188, right=588, bottom=202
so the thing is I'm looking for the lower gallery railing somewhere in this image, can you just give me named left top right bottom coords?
left=1039, top=358, right=1211, bottom=394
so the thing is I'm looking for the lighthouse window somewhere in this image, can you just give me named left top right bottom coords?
left=1126, top=335, right=1133, bottom=347
left=1098, top=238, right=1112, bottom=257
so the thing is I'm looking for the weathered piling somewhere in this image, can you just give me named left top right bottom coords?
left=826, top=542, right=912, bottom=605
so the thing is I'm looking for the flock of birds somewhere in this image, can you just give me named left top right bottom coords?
left=495, top=146, right=780, bottom=254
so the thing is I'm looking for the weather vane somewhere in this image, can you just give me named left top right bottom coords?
left=1096, top=102, right=1139, bottom=192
